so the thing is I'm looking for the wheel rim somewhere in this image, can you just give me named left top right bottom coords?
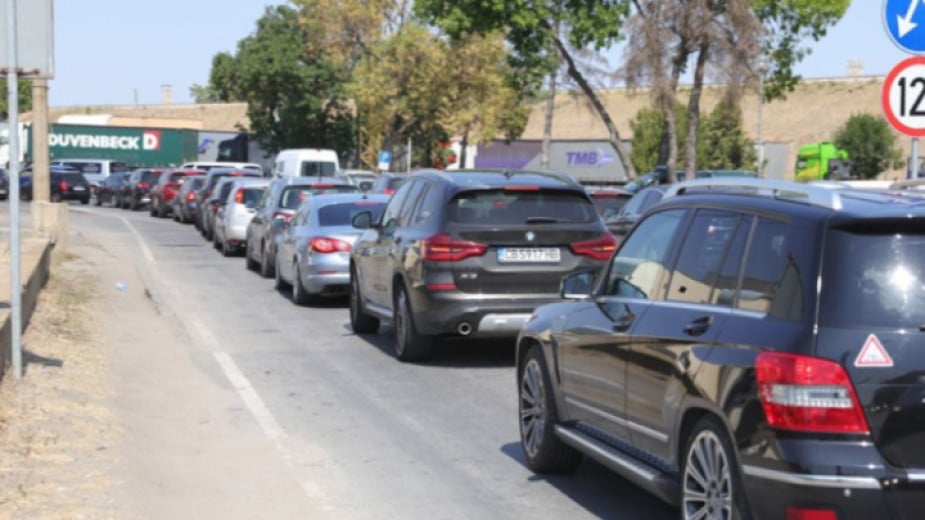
left=520, top=358, right=546, bottom=458
left=683, top=430, right=733, bottom=520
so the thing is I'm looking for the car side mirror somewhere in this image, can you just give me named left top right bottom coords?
left=352, top=211, right=373, bottom=229
left=560, top=270, right=596, bottom=299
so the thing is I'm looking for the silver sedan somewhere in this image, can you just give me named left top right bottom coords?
left=274, top=193, right=389, bottom=305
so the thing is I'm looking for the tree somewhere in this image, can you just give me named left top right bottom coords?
left=629, top=105, right=687, bottom=174
left=199, top=5, right=355, bottom=156
left=834, top=114, right=903, bottom=180
left=697, top=97, right=756, bottom=170
left=0, top=78, right=33, bottom=119
left=623, top=0, right=848, bottom=179
left=190, top=53, right=243, bottom=103
left=414, top=0, right=637, bottom=178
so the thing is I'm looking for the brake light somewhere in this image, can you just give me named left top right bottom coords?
left=310, top=237, right=352, bottom=254
left=504, top=185, right=540, bottom=191
left=137, top=182, right=150, bottom=190
left=422, top=233, right=487, bottom=262
left=570, top=234, right=617, bottom=261
left=272, top=211, right=293, bottom=222
left=756, top=352, right=869, bottom=434
left=310, top=183, right=334, bottom=188
left=59, top=181, right=69, bottom=191
left=234, top=188, right=245, bottom=204
left=186, top=191, right=196, bottom=202
left=384, top=189, right=395, bottom=195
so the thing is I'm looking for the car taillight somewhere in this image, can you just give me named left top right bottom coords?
left=234, top=188, right=245, bottom=204
left=569, top=234, right=617, bottom=261
left=59, top=181, right=69, bottom=191
left=137, top=182, right=150, bottom=189
left=756, top=352, right=869, bottom=434
left=421, top=233, right=487, bottom=262
left=786, top=507, right=837, bottom=520
left=186, top=191, right=196, bottom=202
left=310, top=237, right=352, bottom=254
left=384, top=188, right=394, bottom=195
left=272, top=211, right=293, bottom=222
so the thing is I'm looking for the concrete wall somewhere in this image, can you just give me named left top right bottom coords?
left=0, top=237, right=53, bottom=382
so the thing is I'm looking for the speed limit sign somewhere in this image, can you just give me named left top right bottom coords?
left=883, top=56, right=925, bottom=137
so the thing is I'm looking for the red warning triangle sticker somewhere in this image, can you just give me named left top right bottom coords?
left=854, top=334, right=893, bottom=368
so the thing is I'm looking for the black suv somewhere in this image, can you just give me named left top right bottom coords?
left=516, top=177, right=925, bottom=519
left=349, top=169, right=616, bottom=361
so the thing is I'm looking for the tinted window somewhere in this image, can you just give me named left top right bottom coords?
left=821, top=228, right=925, bottom=328
left=380, top=181, right=414, bottom=226
left=140, top=171, right=161, bottom=185
left=605, top=209, right=686, bottom=298
left=318, top=201, right=387, bottom=226
left=216, top=182, right=236, bottom=201
left=447, top=190, right=596, bottom=224
left=738, top=217, right=804, bottom=320
left=111, top=162, right=129, bottom=173
left=399, top=181, right=427, bottom=224
left=666, top=209, right=739, bottom=304
left=299, top=161, right=337, bottom=177
left=710, top=215, right=752, bottom=306
left=239, top=187, right=265, bottom=208
left=61, top=162, right=102, bottom=174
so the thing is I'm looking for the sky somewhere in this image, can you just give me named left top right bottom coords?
left=46, top=1, right=909, bottom=108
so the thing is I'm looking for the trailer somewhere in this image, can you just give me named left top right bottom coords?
left=26, top=123, right=199, bottom=168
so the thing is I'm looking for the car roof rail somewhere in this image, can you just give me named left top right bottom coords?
left=662, top=177, right=845, bottom=211
left=888, top=178, right=925, bottom=190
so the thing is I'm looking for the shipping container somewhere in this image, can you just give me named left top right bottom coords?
left=27, top=123, right=199, bottom=168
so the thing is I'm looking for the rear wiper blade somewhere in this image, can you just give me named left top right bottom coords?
left=526, top=216, right=572, bottom=224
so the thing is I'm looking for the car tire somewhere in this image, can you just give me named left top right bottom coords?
left=94, top=193, right=102, bottom=206
left=157, top=200, right=168, bottom=218
left=149, top=200, right=157, bottom=216
left=291, top=263, right=312, bottom=305
left=274, top=255, right=289, bottom=290
left=519, top=345, right=582, bottom=473
left=80, top=197, right=89, bottom=205
left=393, top=284, right=432, bottom=362
left=212, top=230, right=222, bottom=251
left=681, top=416, right=752, bottom=520
left=259, top=243, right=274, bottom=279
left=221, top=235, right=234, bottom=258
left=246, top=247, right=260, bottom=271
left=350, top=268, right=380, bottom=334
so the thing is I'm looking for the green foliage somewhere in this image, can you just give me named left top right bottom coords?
left=753, top=0, right=850, bottom=101
left=834, top=113, right=904, bottom=180
left=0, top=78, right=34, bottom=119
left=200, top=6, right=355, bottom=157
left=629, top=106, right=687, bottom=173
left=697, top=100, right=757, bottom=170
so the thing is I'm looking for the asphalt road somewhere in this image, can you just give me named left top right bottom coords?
left=10, top=199, right=679, bottom=519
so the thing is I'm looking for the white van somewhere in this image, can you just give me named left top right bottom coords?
left=273, top=149, right=340, bottom=178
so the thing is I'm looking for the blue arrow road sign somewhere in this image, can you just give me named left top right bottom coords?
left=886, top=0, right=925, bottom=54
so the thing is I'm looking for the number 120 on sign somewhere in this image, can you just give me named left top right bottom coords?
left=883, top=57, right=925, bottom=137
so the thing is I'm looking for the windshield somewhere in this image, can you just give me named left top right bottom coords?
left=299, top=161, right=337, bottom=177
left=448, top=190, right=597, bottom=224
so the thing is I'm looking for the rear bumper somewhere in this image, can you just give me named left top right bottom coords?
left=409, top=290, right=558, bottom=337
left=740, top=438, right=925, bottom=519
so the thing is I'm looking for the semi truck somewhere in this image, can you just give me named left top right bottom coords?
left=794, top=141, right=851, bottom=182
left=25, top=123, right=200, bottom=168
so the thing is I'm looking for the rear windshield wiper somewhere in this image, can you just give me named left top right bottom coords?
left=526, top=216, right=572, bottom=224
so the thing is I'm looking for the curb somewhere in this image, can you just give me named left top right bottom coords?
left=0, top=237, right=54, bottom=383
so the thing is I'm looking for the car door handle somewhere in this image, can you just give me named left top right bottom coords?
left=613, top=314, right=635, bottom=332
left=684, top=316, right=713, bottom=337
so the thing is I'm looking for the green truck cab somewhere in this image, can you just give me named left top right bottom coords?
left=794, top=141, right=851, bottom=182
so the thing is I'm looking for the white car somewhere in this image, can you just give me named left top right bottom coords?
left=212, top=177, right=271, bottom=257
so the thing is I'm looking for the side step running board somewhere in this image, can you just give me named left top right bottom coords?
left=555, top=425, right=679, bottom=507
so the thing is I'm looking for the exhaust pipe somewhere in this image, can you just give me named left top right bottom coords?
left=457, top=322, right=473, bottom=336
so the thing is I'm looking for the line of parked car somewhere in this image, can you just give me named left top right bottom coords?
left=17, top=158, right=921, bottom=519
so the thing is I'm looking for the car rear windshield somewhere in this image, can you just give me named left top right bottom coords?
left=54, top=172, right=88, bottom=185
left=299, top=161, right=337, bottom=177
left=820, top=227, right=925, bottom=328
left=239, top=188, right=265, bottom=207
left=318, top=201, right=387, bottom=226
left=279, top=186, right=358, bottom=209
left=139, top=171, right=161, bottom=185
left=448, top=189, right=597, bottom=225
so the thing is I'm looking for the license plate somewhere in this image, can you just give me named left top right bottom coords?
left=498, top=247, right=561, bottom=263
left=73, top=186, right=86, bottom=191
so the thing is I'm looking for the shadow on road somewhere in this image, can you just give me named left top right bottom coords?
left=500, top=442, right=677, bottom=520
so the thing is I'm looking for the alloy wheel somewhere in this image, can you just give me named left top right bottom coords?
left=520, top=358, right=546, bottom=459
left=683, top=430, right=733, bottom=520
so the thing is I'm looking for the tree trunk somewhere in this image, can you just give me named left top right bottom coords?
left=459, top=128, right=469, bottom=169
left=685, top=42, right=710, bottom=179
left=541, top=68, right=557, bottom=169
left=549, top=31, right=636, bottom=180
left=660, top=43, right=689, bottom=183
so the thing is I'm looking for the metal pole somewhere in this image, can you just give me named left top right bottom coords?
left=912, top=138, right=919, bottom=180
left=757, top=69, right=764, bottom=177
left=6, top=0, right=23, bottom=379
